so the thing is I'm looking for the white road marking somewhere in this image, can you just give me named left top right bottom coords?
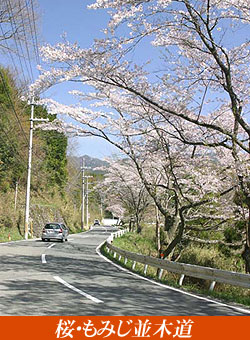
left=53, top=276, right=103, bottom=304
left=41, top=254, right=46, bottom=264
left=48, top=243, right=55, bottom=249
left=96, top=241, right=250, bottom=315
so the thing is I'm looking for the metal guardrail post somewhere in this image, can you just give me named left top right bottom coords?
left=209, top=281, right=216, bottom=291
left=179, top=274, right=185, bottom=286
left=158, top=269, right=163, bottom=280
left=105, top=229, right=250, bottom=290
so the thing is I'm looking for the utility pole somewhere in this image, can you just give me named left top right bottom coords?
left=24, top=98, right=34, bottom=240
left=100, top=195, right=103, bottom=221
left=85, top=175, right=93, bottom=229
left=81, top=158, right=85, bottom=231
left=99, top=192, right=105, bottom=223
left=24, top=98, right=48, bottom=240
left=14, top=180, right=18, bottom=211
left=80, top=160, right=92, bottom=230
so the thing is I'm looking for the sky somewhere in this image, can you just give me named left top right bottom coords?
left=37, top=0, right=119, bottom=159
left=2, top=1, right=249, bottom=159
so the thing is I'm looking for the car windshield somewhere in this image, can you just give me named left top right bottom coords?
left=45, top=224, right=60, bottom=230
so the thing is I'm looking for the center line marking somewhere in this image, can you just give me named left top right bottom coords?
left=53, top=276, right=103, bottom=304
left=41, top=254, right=46, bottom=264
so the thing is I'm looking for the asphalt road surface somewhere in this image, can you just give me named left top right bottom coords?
left=0, top=228, right=249, bottom=316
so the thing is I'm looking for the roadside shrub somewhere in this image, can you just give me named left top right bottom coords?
left=179, top=244, right=245, bottom=272
left=0, top=215, right=13, bottom=229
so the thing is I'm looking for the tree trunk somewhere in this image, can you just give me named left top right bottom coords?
left=242, top=245, right=250, bottom=273
left=136, top=214, right=141, bottom=233
left=163, top=208, right=185, bottom=259
left=129, top=219, right=132, bottom=232
left=242, top=205, right=250, bottom=273
left=155, top=206, right=161, bottom=257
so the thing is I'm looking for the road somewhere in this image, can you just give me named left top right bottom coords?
left=0, top=228, right=249, bottom=316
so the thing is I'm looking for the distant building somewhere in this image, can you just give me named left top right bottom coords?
left=102, top=218, right=120, bottom=226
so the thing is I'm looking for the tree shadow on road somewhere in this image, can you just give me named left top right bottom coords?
left=0, top=251, right=248, bottom=316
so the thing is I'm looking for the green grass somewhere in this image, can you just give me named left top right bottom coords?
left=113, top=231, right=158, bottom=257
left=103, top=232, right=250, bottom=308
left=0, top=227, right=23, bottom=243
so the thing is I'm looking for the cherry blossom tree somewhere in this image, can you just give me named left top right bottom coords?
left=30, top=0, right=250, bottom=270
left=100, top=158, right=152, bottom=232
left=133, top=130, right=242, bottom=258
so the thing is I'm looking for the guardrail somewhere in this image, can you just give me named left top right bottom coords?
left=105, top=231, right=250, bottom=291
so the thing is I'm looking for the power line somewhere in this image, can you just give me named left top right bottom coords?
left=1, top=3, right=29, bottom=86
left=0, top=103, right=27, bottom=163
left=17, top=0, right=34, bottom=82
left=4, top=0, right=33, bottom=84
left=27, top=0, right=40, bottom=66
left=0, top=23, right=25, bottom=83
left=0, top=0, right=41, bottom=85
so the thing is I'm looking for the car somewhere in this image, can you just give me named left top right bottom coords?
left=41, top=222, right=69, bottom=242
left=90, top=219, right=101, bottom=230
left=93, top=219, right=101, bottom=226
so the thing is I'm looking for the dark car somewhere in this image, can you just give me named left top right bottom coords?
left=90, top=219, right=101, bottom=230
left=41, top=222, right=69, bottom=242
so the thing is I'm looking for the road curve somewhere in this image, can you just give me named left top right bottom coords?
left=0, top=229, right=249, bottom=316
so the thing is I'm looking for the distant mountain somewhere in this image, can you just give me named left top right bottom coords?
left=68, top=155, right=109, bottom=174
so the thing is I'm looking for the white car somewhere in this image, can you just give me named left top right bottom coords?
left=42, top=222, right=69, bottom=242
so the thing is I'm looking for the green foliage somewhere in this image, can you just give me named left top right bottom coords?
left=0, top=67, right=68, bottom=195
left=178, top=244, right=244, bottom=272
left=234, top=189, right=249, bottom=207
left=0, top=66, right=71, bottom=238
left=41, top=130, right=68, bottom=191
left=0, top=226, right=23, bottom=243
left=110, top=230, right=249, bottom=306
left=113, top=226, right=246, bottom=274
left=0, top=215, right=13, bottom=229
left=114, top=231, right=158, bottom=257
left=0, top=67, right=26, bottom=191
left=34, top=103, right=56, bottom=122
left=0, top=67, right=13, bottom=110
left=224, top=224, right=243, bottom=244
